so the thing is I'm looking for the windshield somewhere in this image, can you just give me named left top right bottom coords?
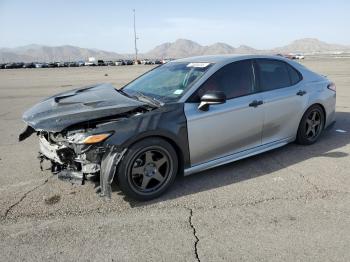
left=122, top=62, right=212, bottom=103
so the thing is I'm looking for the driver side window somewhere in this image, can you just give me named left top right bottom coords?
left=189, top=60, right=255, bottom=102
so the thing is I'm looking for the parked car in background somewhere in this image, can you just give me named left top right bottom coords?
left=97, top=60, right=105, bottom=66
left=124, top=59, right=134, bottom=65
left=153, top=59, right=162, bottom=65
left=48, top=62, right=58, bottom=68
left=23, top=62, right=36, bottom=68
left=54, top=62, right=63, bottom=67
left=68, top=62, right=79, bottom=67
left=85, top=57, right=97, bottom=66
left=84, top=61, right=95, bottom=66
left=4, top=63, right=15, bottom=69
left=5, top=62, right=24, bottom=69
left=294, top=54, right=305, bottom=60
left=104, top=61, right=115, bottom=66
left=141, top=59, right=152, bottom=65
left=161, top=59, right=173, bottom=64
left=114, top=60, right=125, bottom=66
left=276, top=53, right=306, bottom=60
left=35, top=63, right=49, bottom=68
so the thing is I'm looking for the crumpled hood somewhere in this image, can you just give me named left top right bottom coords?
left=22, top=83, right=147, bottom=132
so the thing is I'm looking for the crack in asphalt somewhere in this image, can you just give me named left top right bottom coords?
left=3, top=178, right=49, bottom=219
left=240, top=196, right=281, bottom=207
left=187, top=208, right=200, bottom=262
left=2, top=186, right=348, bottom=223
left=271, top=156, right=323, bottom=192
left=224, top=188, right=349, bottom=210
left=285, top=165, right=322, bottom=193
left=300, top=174, right=322, bottom=193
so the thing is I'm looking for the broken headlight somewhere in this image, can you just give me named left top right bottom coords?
left=66, top=132, right=113, bottom=144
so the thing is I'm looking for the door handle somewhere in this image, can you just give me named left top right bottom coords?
left=249, top=100, right=263, bottom=108
left=296, top=90, right=307, bottom=96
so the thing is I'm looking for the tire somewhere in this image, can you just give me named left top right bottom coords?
left=117, top=138, right=178, bottom=201
left=296, top=105, right=325, bottom=145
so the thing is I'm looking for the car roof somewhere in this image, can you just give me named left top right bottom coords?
left=172, top=54, right=291, bottom=65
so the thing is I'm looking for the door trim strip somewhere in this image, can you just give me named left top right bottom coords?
left=184, top=137, right=294, bottom=176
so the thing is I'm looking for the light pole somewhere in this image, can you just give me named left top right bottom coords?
left=133, top=9, right=138, bottom=64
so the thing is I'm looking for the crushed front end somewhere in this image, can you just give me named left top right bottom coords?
left=38, top=130, right=105, bottom=182
left=18, top=83, right=152, bottom=198
left=32, top=128, right=126, bottom=198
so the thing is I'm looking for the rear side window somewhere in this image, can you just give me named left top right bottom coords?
left=256, top=59, right=291, bottom=91
left=287, top=64, right=302, bottom=85
left=190, top=60, right=255, bottom=101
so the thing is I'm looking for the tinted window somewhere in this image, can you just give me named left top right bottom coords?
left=287, top=64, right=302, bottom=85
left=191, top=60, right=254, bottom=101
left=256, top=59, right=291, bottom=91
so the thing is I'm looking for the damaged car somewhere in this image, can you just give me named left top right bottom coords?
left=20, top=55, right=336, bottom=201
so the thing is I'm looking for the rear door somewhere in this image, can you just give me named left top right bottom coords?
left=254, top=59, right=307, bottom=144
left=184, top=60, right=264, bottom=166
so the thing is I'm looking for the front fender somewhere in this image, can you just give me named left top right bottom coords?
left=96, top=103, right=191, bottom=169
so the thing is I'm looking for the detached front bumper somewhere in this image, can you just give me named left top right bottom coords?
left=39, top=135, right=65, bottom=164
left=38, top=134, right=102, bottom=183
left=34, top=132, right=126, bottom=198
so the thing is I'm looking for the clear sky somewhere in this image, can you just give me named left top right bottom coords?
left=0, top=0, right=349, bottom=52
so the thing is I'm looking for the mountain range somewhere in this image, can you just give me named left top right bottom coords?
left=0, top=44, right=123, bottom=63
left=1, top=38, right=349, bottom=62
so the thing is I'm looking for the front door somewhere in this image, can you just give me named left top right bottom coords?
left=184, top=60, right=264, bottom=166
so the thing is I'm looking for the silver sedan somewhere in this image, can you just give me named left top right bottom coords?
left=21, top=55, right=336, bottom=200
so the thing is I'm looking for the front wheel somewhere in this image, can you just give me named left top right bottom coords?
left=117, top=138, right=178, bottom=201
left=296, top=105, right=325, bottom=145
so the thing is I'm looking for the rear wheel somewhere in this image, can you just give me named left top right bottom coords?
left=296, top=105, right=325, bottom=145
left=117, top=138, right=178, bottom=201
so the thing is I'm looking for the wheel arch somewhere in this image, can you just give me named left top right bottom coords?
left=315, top=103, right=327, bottom=127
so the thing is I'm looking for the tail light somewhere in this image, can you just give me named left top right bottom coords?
left=327, top=82, right=336, bottom=92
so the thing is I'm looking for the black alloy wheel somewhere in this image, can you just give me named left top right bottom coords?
left=305, top=110, right=322, bottom=140
left=129, top=147, right=171, bottom=193
left=117, top=138, right=178, bottom=201
left=296, top=105, right=325, bottom=145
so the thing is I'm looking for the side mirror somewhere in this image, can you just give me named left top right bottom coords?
left=198, top=91, right=226, bottom=111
